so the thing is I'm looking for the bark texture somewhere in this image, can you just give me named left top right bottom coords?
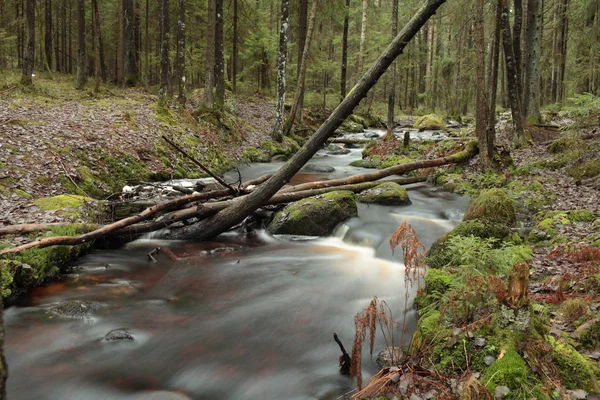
left=340, top=0, right=350, bottom=101
left=272, top=0, right=289, bottom=142
left=20, top=0, right=34, bottom=85
left=214, top=0, right=225, bottom=108
left=123, top=0, right=136, bottom=86
left=75, top=0, right=86, bottom=88
left=475, top=0, right=489, bottom=168
left=387, top=0, right=399, bottom=135
left=159, top=0, right=170, bottom=102
left=523, top=0, right=541, bottom=121
left=204, top=0, right=216, bottom=107
left=176, top=0, right=186, bottom=103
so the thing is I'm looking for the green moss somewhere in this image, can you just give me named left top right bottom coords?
left=414, top=114, right=445, bottom=131
left=425, top=268, right=454, bottom=296
left=380, top=155, right=415, bottom=169
left=350, top=159, right=381, bottom=169
left=547, top=335, right=600, bottom=393
left=242, top=146, right=271, bottom=163
left=356, top=182, right=411, bottom=206
left=35, top=195, right=92, bottom=212
left=483, top=350, right=530, bottom=391
left=259, top=137, right=300, bottom=157
left=569, top=209, right=596, bottom=222
left=548, top=135, right=585, bottom=154
left=579, top=319, right=600, bottom=350
left=268, top=191, right=358, bottom=236
left=464, top=189, right=516, bottom=226
left=14, top=189, right=32, bottom=199
left=567, top=159, right=600, bottom=179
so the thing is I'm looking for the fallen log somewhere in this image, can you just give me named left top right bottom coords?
left=0, top=222, right=73, bottom=237
left=280, top=141, right=477, bottom=193
left=169, top=0, right=448, bottom=241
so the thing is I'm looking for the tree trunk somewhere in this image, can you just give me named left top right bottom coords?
left=168, top=0, right=449, bottom=241
left=145, top=0, right=149, bottom=83
left=475, top=0, right=489, bottom=168
left=523, top=0, right=541, bottom=122
left=75, top=0, right=86, bottom=88
left=271, top=0, right=289, bottom=142
left=158, top=0, right=169, bottom=103
left=487, top=0, right=501, bottom=159
left=123, top=0, right=137, bottom=85
left=204, top=0, right=216, bottom=107
left=92, top=0, right=101, bottom=92
left=117, top=0, right=124, bottom=83
left=296, top=0, right=307, bottom=121
left=176, top=0, right=185, bottom=104
left=499, top=0, right=525, bottom=147
left=0, top=297, right=7, bottom=400
left=358, top=0, right=368, bottom=75
left=387, top=0, right=399, bottom=135
left=232, top=0, right=238, bottom=92
left=556, top=0, right=568, bottom=103
left=283, top=0, right=318, bottom=136
left=91, top=0, right=106, bottom=82
left=340, top=0, right=350, bottom=101
left=44, top=0, right=52, bottom=70
left=512, top=0, right=523, bottom=101
left=214, top=0, right=225, bottom=107
left=20, top=0, right=34, bottom=85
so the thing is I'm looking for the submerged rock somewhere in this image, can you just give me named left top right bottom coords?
left=303, top=164, right=336, bottom=173
left=350, top=159, right=380, bottom=169
left=48, top=300, right=102, bottom=319
left=357, top=182, right=411, bottom=206
left=267, top=191, right=358, bottom=236
left=102, top=328, right=134, bottom=342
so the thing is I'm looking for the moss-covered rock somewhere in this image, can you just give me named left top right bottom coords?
left=267, top=191, right=358, bottom=236
left=483, top=350, right=530, bottom=392
left=414, top=114, right=445, bottom=131
left=424, top=268, right=454, bottom=296
left=356, top=182, right=411, bottom=206
left=349, top=159, right=381, bottom=169
left=426, top=220, right=511, bottom=268
left=548, top=335, right=600, bottom=393
left=569, top=209, right=596, bottom=222
left=464, top=189, right=516, bottom=226
left=34, top=194, right=93, bottom=212
left=567, top=159, right=600, bottom=179
left=548, top=135, right=585, bottom=154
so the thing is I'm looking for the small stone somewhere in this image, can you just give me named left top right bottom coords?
left=389, top=372, right=400, bottom=383
left=567, top=389, right=588, bottom=400
left=410, top=394, right=424, bottom=400
left=446, top=335, right=459, bottom=348
left=423, top=390, right=437, bottom=399
left=472, top=372, right=481, bottom=379
left=398, top=374, right=413, bottom=395
left=484, top=355, right=496, bottom=366
left=589, top=351, right=600, bottom=360
left=452, top=327, right=462, bottom=336
left=467, top=331, right=474, bottom=339
left=364, top=132, right=379, bottom=138
left=389, top=366, right=400, bottom=372
left=495, top=386, right=510, bottom=398
left=474, top=337, right=486, bottom=347
left=102, top=328, right=134, bottom=342
left=376, top=346, right=404, bottom=368
left=303, top=164, right=335, bottom=173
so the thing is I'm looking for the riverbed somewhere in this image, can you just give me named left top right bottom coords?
left=4, top=129, right=468, bottom=399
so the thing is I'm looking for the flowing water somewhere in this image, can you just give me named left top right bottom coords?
left=4, top=129, right=468, bottom=400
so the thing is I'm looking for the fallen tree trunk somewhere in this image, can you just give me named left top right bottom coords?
left=280, top=141, right=477, bottom=193
left=171, top=0, right=448, bottom=241
left=0, top=222, right=73, bottom=237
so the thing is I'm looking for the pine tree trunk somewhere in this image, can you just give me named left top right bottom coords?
left=91, top=0, right=106, bottom=82
left=232, top=0, right=238, bottom=92
left=475, top=0, right=489, bottom=168
left=123, top=0, right=136, bottom=85
left=271, top=0, right=289, bottom=142
left=340, top=0, right=350, bottom=101
left=145, top=0, right=149, bottom=83
left=44, top=0, right=52, bottom=70
left=296, top=0, right=307, bottom=121
left=512, top=0, right=523, bottom=101
left=117, top=0, right=124, bottom=83
left=204, top=0, right=216, bottom=107
left=176, top=0, right=186, bottom=104
left=283, top=0, right=318, bottom=136
left=387, top=0, right=399, bottom=135
left=556, top=0, right=568, bottom=103
left=214, top=0, right=225, bottom=107
left=92, top=0, right=101, bottom=91
left=75, top=0, right=86, bottom=88
left=20, top=0, right=34, bottom=85
left=358, top=0, right=368, bottom=75
left=158, top=0, right=169, bottom=103
left=0, top=298, right=7, bottom=400
left=487, top=0, right=501, bottom=158
left=499, top=0, right=525, bottom=146
left=172, top=0, right=447, bottom=241
left=523, top=0, right=541, bottom=121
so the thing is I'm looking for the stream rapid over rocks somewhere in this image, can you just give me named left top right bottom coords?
left=4, top=128, right=469, bottom=400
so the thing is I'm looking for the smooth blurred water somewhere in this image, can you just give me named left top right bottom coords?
left=4, top=130, right=468, bottom=400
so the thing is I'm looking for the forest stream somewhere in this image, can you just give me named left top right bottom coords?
left=3, top=129, right=470, bottom=400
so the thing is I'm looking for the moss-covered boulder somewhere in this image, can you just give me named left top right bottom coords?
left=349, top=159, right=381, bottom=169
left=356, top=182, right=411, bottom=206
left=267, top=191, right=358, bottom=236
left=414, top=114, right=445, bottom=131
left=548, top=336, right=600, bottom=393
left=426, top=220, right=511, bottom=268
left=567, top=159, right=600, bottom=179
left=464, top=189, right=516, bottom=226
left=483, top=350, right=530, bottom=393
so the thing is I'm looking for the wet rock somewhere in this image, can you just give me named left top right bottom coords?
left=271, top=154, right=288, bottom=162
left=376, top=346, right=404, bottom=368
left=303, top=164, right=335, bottom=173
left=364, top=132, right=380, bottom=139
left=495, top=386, right=510, bottom=398
left=484, top=355, right=496, bottom=366
left=268, top=191, right=358, bottom=236
left=357, top=182, right=411, bottom=206
left=327, top=145, right=351, bottom=155
left=102, top=328, right=134, bottom=342
left=48, top=300, right=102, bottom=319
left=567, top=389, right=588, bottom=400
left=127, top=391, right=191, bottom=400
left=446, top=120, right=462, bottom=129
left=349, top=159, right=380, bottom=169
